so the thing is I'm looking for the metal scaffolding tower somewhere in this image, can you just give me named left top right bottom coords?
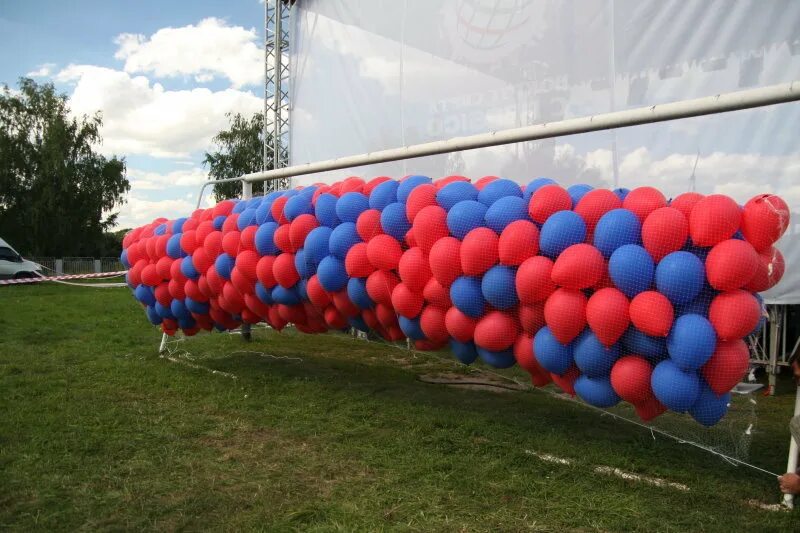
left=263, top=0, right=292, bottom=192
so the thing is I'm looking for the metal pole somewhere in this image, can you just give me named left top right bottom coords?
left=274, top=0, right=283, bottom=172
left=769, top=306, right=781, bottom=396
left=784, top=386, right=800, bottom=508
left=240, top=180, right=253, bottom=342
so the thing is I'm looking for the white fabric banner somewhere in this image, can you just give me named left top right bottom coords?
left=289, top=0, right=800, bottom=304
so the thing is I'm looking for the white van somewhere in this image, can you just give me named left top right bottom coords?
left=0, top=238, right=42, bottom=279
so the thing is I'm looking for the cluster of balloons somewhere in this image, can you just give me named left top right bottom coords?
left=122, top=175, right=789, bottom=426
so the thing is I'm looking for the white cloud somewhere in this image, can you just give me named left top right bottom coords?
left=26, top=63, right=56, bottom=78
left=115, top=196, right=198, bottom=228
left=56, top=64, right=262, bottom=158
left=114, top=18, right=263, bottom=88
left=128, top=167, right=207, bottom=191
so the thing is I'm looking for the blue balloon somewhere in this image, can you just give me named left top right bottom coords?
left=567, top=184, right=593, bottom=206
left=655, top=251, right=705, bottom=305
left=397, top=175, right=432, bottom=203
left=450, top=339, right=479, bottom=364
left=347, top=277, right=374, bottom=309
left=170, top=299, right=191, bottom=320
left=399, top=315, right=426, bottom=340
left=272, top=285, right=301, bottom=306
left=172, top=217, right=187, bottom=233
left=539, top=210, right=586, bottom=258
left=369, top=179, right=399, bottom=210
left=304, top=226, right=333, bottom=264
left=573, top=329, right=620, bottom=377
left=477, top=178, right=522, bottom=206
left=166, top=234, right=185, bottom=259
left=329, top=222, right=361, bottom=259
left=450, top=276, right=485, bottom=318
left=125, top=272, right=136, bottom=290
left=232, top=199, right=247, bottom=214
left=181, top=256, right=199, bottom=280
left=336, top=192, right=369, bottom=223
left=484, top=196, right=527, bottom=233
left=185, top=297, right=210, bottom=315
left=608, top=244, right=654, bottom=297
left=380, top=202, right=411, bottom=240
left=349, top=316, right=370, bottom=333
left=154, top=223, right=167, bottom=236
left=682, top=239, right=710, bottom=262
left=315, top=193, right=341, bottom=227
left=246, top=197, right=263, bottom=209
left=213, top=215, right=226, bottom=230
left=135, top=284, right=156, bottom=306
left=255, top=222, right=279, bottom=255
left=481, top=265, right=518, bottom=309
left=255, top=281, right=274, bottom=305
left=284, top=194, right=314, bottom=221
left=177, top=316, right=196, bottom=330
left=651, top=359, right=701, bottom=412
left=749, top=293, right=767, bottom=337
left=689, top=384, right=730, bottom=426
left=667, top=314, right=716, bottom=371
left=593, top=209, right=641, bottom=258
left=297, top=279, right=309, bottom=301
left=298, top=185, right=318, bottom=200
left=237, top=208, right=257, bottom=230
left=255, top=199, right=275, bottom=225
left=613, top=188, right=630, bottom=201
left=477, top=347, right=516, bottom=369
left=621, top=327, right=668, bottom=363
left=523, top=177, right=556, bottom=200
left=533, top=327, right=574, bottom=375
left=675, top=285, right=717, bottom=316
left=317, top=255, right=348, bottom=292
left=294, top=248, right=316, bottom=279
left=574, top=376, right=620, bottom=408
left=437, top=181, right=478, bottom=210
left=447, top=200, right=487, bottom=239
left=145, top=305, right=162, bottom=325
left=120, top=248, right=130, bottom=269
left=215, top=253, right=235, bottom=280
left=155, top=301, right=175, bottom=319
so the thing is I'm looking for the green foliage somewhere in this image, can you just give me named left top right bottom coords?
left=0, top=78, right=130, bottom=256
left=203, top=112, right=280, bottom=201
left=2, top=284, right=800, bottom=531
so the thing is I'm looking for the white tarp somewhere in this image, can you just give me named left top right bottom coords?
left=289, top=0, right=800, bottom=303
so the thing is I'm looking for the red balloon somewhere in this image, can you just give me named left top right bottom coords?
left=154, top=283, right=171, bottom=306
left=231, top=267, right=254, bottom=295
left=222, top=231, right=240, bottom=256
left=271, top=196, right=289, bottom=224
left=244, top=293, right=270, bottom=319
left=498, top=220, right=540, bottom=266
left=186, top=279, right=208, bottom=302
left=575, top=189, right=622, bottom=235
left=367, top=234, right=403, bottom=271
left=332, top=290, right=359, bottom=317
left=701, top=339, right=750, bottom=395
left=141, top=264, right=161, bottom=286
left=669, top=192, right=704, bottom=221
left=279, top=303, right=307, bottom=324
left=155, top=235, right=169, bottom=258
left=272, top=252, right=299, bottom=288
left=641, top=207, right=688, bottom=262
left=528, top=184, right=572, bottom=224
left=405, top=228, right=417, bottom=248
left=550, top=365, right=579, bottom=395
left=236, top=250, right=259, bottom=281
left=273, top=224, right=293, bottom=253
left=268, top=306, right=287, bottom=331
left=362, top=308, right=380, bottom=330
left=544, top=288, right=587, bottom=344
left=629, top=291, right=673, bottom=337
left=222, top=282, right=245, bottom=314
left=420, top=305, right=449, bottom=343
left=375, top=303, right=398, bottom=329
left=240, top=226, right=257, bottom=252
left=156, top=256, right=173, bottom=280
left=289, top=214, right=319, bottom=251
left=474, top=311, right=518, bottom=351
left=623, top=186, right=667, bottom=223
left=423, top=277, right=451, bottom=308
left=689, top=194, right=741, bottom=247
left=708, top=290, right=761, bottom=340
left=516, top=256, right=556, bottom=304
left=345, top=242, right=374, bottom=278
left=474, top=176, right=498, bottom=190
left=212, top=200, right=235, bottom=217
left=635, top=396, right=667, bottom=422
left=445, top=306, right=477, bottom=342
left=391, top=283, right=424, bottom=318
left=585, top=287, right=630, bottom=347
left=145, top=237, right=158, bottom=260
left=705, top=239, right=759, bottom=291
left=519, top=302, right=546, bottom=335
left=256, top=256, right=277, bottom=288
left=206, top=267, right=224, bottom=295
left=551, top=243, right=605, bottom=290
left=514, top=334, right=552, bottom=386
left=366, top=270, right=399, bottom=305
left=180, top=230, right=199, bottom=254
left=364, top=176, right=391, bottom=196
left=306, top=275, right=331, bottom=308
left=429, top=236, right=462, bottom=287
left=128, top=260, right=145, bottom=287
left=183, top=218, right=200, bottom=232
left=170, top=259, right=187, bottom=284
left=340, top=176, right=365, bottom=194
left=413, top=205, right=449, bottom=254
left=406, top=184, right=438, bottom=223
left=741, top=194, right=790, bottom=252
left=204, top=231, right=223, bottom=258
left=324, top=305, right=347, bottom=329
left=385, top=325, right=406, bottom=341
left=399, top=247, right=433, bottom=293
left=460, top=227, right=499, bottom=276
left=195, top=221, right=215, bottom=247
left=610, top=356, right=653, bottom=403
left=356, top=209, right=383, bottom=241
left=744, top=246, right=785, bottom=292
left=221, top=213, right=239, bottom=233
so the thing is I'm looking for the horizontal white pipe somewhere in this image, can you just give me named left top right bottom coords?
left=237, top=80, right=798, bottom=184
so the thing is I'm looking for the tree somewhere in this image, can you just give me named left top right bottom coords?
left=203, top=112, right=282, bottom=201
left=0, top=78, right=130, bottom=257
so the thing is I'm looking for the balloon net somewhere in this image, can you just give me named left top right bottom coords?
left=122, top=176, right=789, bottom=445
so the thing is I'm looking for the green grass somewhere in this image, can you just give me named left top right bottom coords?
left=1, top=283, right=800, bottom=531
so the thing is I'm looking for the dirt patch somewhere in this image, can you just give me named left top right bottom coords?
left=417, top=372, right=527, bottom=393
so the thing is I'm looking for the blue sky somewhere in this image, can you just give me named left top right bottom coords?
left=1, top=0, right=267, bottom=228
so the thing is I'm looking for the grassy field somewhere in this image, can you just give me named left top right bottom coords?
left=2, top=283, right=800, bottom=531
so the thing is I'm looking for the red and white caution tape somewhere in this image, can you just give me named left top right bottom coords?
left=0, top=271, right=127, bottom=286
